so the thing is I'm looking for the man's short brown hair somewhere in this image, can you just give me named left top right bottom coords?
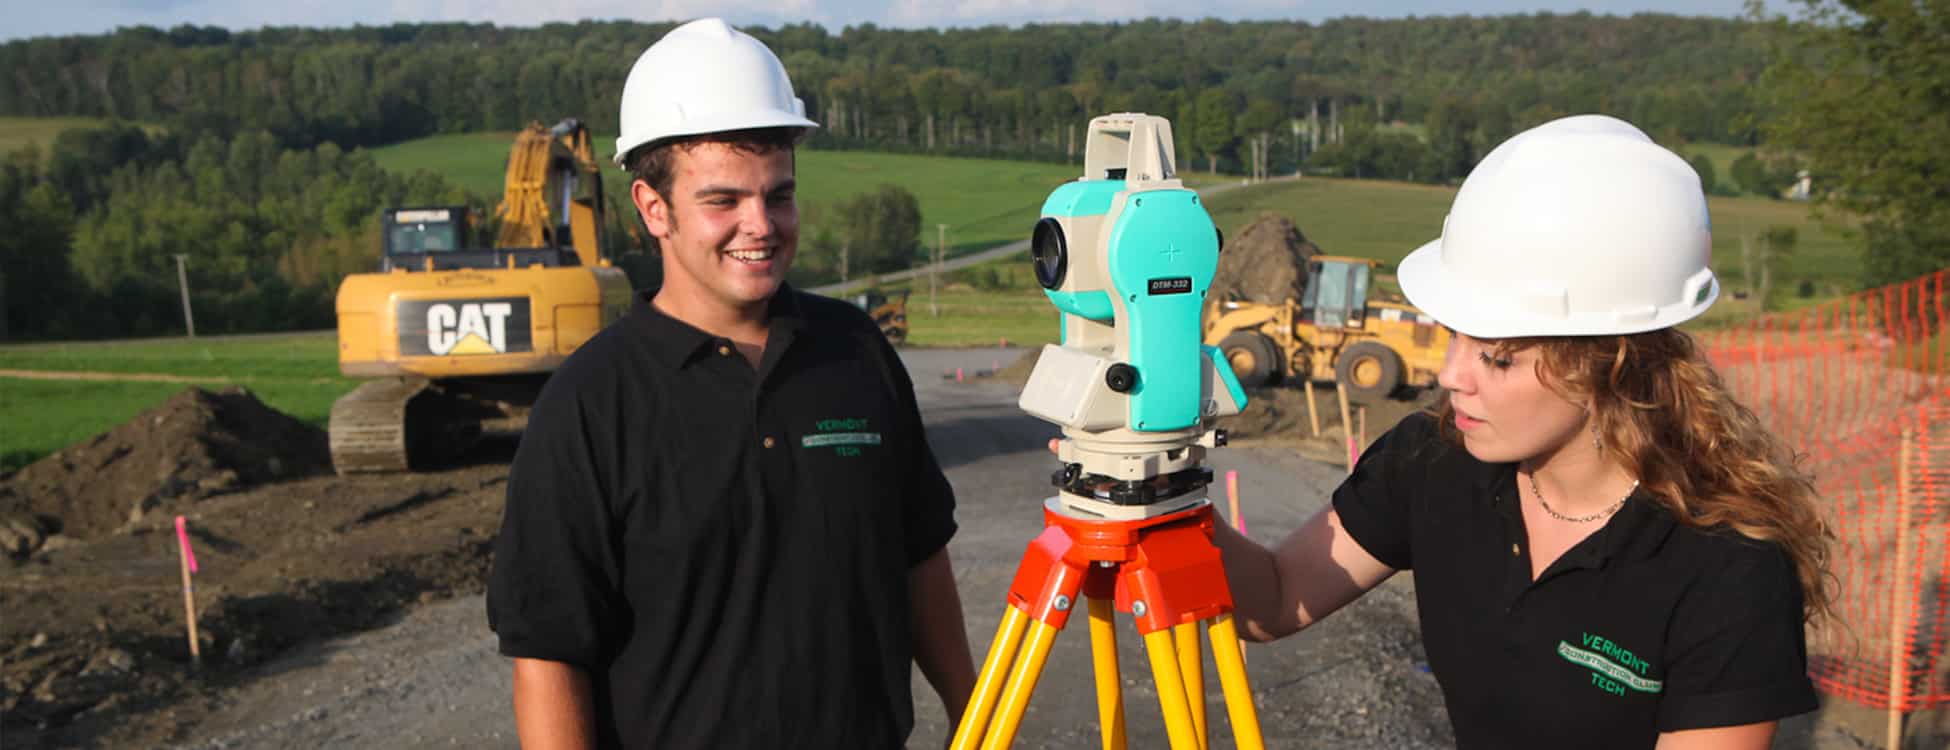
left=625, top=127, right=806, bottom=210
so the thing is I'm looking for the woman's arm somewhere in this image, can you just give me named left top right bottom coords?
left=1213, top=506, right=1397, bottom=642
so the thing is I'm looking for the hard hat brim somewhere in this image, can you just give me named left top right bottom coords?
left=1398, top=238, right=1719, bottom=339
left=612, top=111, right=819, bottom=167
left=1398, top=238, right=1495, bottom=337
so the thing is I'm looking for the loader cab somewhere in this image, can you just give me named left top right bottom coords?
left=1299, top=257, right=1373, bottom=330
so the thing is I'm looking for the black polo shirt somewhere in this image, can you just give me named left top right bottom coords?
left=1332, top=413, right=1817, bottom=749
left=486, top=286, right=957, bottom=749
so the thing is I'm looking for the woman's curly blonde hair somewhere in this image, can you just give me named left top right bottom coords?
left=1437, top=327, right=1835, bottom=622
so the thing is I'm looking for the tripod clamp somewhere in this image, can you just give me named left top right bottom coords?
left=1053, top=429, right=1227, bottom=508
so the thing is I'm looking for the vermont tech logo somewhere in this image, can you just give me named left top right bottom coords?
left=397, top=297, right=533, bottom=356
left=803, top=417, right=881, bottom=457
left=1558, top=632, right=1662, bottom=697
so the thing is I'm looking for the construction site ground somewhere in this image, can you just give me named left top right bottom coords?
left=1, top=348, right=1938, bottom=748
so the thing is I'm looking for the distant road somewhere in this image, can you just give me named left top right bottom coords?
left=807, top=175, right=1287, bottom=297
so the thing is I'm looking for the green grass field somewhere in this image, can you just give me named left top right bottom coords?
left=368, top=134, right=1086, bottom=253
left=903, top=288, right=1058, bottom=348
left=0, top=333, right=353, bottom=471
left=0, top=378, right=350, bottom=472
left=907, top=168, right=1862, bottom=339
left=0, top=116, right=107, bottom=158
left=0, top=116, right=169, bottom=163
left=1198, top=176, right=1859, bottom=305
left=1679, top=142, right=1751, bottom=189
left=1, top=126, right=1868, bottom=471
left=0, top=332, right=342, bottom=379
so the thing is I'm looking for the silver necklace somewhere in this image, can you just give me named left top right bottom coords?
left=1529, top=471, right=1638, bottom=523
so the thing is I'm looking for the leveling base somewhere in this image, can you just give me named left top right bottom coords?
left=951, top=500, right=1265, bottom=750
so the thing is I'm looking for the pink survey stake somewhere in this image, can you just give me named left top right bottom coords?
left=175, top=515, right=199, bottom=573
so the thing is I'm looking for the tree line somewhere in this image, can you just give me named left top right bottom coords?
left=2, top=7, right=1942, bottom=341
left=0, top=124, right=470, bottom=340
left=2, top=14, right=1770, bottom=183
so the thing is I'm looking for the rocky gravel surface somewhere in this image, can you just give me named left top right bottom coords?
left=5, top=347, right=1922, bottom=748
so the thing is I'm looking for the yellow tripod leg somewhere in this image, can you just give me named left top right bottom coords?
left=1087, top=598, right=1126, bottom=750
left=951, top=607, right=1029, bottom=750
left=1141, top=629, right=1203, bottom=750
left=1207, top=615, right=1267, bottom=750
left=980, top=619, right=1061, bottom=750
left=1173, top=622, right=1208, bottom=750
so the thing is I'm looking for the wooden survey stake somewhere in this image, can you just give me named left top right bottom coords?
left=175, top=515, right=201, bottom=665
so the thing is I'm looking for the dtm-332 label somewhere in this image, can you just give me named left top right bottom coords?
left=1147, top=276, right=1193, bottom=295
left=397, top=298, right=532, bottom=356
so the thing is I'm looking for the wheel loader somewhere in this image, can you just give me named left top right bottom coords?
left=329, top=119, right=633, bottom=473
left=850, top=289, right=910, bottom=344
left=1203, top=256, right=1448, bottom=403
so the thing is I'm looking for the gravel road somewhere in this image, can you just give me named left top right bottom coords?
left=155, top=348, right=1887, bottom=749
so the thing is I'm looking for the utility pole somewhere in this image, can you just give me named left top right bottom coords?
left=173, top=254, right=196, bottom=338
left=839, top=239, right=850, bottom=284
left=931, top=224, right=946, bottom=317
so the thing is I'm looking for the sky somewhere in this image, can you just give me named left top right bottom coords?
left=0, top=1, right=1763, bottom=42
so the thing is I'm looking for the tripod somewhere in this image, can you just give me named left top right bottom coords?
left=950, top=497, right=1266, bottom=750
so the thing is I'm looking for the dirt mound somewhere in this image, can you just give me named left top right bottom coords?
left=1211, top=212, right=1322, bottom=304
left=2, top=464, right=509, bottom=746
left=0, top=387, right=330, bottom=543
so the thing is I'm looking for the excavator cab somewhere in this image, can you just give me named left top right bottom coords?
left=382, top=207, right=469, bottom=261
left=379, top=201, right=585, bottom=273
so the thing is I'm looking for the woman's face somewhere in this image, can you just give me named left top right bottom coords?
left=1437, top=332, right=1590, bottom=465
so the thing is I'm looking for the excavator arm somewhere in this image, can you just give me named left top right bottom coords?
left=494, top=119, right=606, bottom=267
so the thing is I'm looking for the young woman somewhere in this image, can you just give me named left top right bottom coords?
left=1215, top=115, right=1831, bottom=749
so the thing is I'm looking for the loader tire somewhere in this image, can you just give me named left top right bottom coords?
left=1220, top=332, right=1281, bottom=388
left=1336, top=341, right=1403, bottom=404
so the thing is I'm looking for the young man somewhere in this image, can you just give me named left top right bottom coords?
left=486, top=18, right=975, bottom=748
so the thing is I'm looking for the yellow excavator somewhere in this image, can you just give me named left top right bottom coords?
left=329, top=119, right=633, bottom=473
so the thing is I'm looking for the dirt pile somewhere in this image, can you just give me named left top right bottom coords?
left=1, top=463, right=509, bottom=746
left=1210, top=212, right=1322, bottom=304
left=0, top=387, right=330, bottom=546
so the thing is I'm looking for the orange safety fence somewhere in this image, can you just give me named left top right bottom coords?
left=1699, top=268, right=1949, bottom=713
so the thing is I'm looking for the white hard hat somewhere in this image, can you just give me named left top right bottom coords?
left=1397, top=114, right=1718, bottom=338
left=613, top=18, right=818, bottom=167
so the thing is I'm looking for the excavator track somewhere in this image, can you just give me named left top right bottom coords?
left=329, top=378, right=431, bottom=475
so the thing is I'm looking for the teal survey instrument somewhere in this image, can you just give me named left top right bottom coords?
left=953, top=114, right=1264, bottom=750
left=1022, top=113, right=1248, bottom=519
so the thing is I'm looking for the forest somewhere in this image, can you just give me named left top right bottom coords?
left=1, top=14, right=1774, bottom=174
left=2, top=5, right=1943, bottom=341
